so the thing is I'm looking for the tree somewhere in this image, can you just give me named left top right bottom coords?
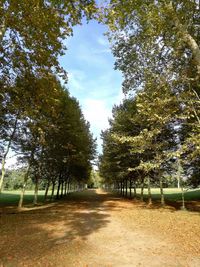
left=13, top=76, right=96, bottom=207
left=0, top=0, right=97, bottom=194
left=101, top=0, right=200, bottom=192
left=0, top=0, right=96, bottom=83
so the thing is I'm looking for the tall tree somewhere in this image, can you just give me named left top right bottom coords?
left=0, top=0, right=96, bottom=82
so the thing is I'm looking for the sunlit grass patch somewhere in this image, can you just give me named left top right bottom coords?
left=0, top=190, right=47, bottom=206
left=126, top=188, right=200, bottom=201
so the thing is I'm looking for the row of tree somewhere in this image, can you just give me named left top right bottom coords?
left=0, top=0, right=97, bottom=207
left=0, top=74, right=96, bottom=207
left=99, top=0, right=200, bottom=206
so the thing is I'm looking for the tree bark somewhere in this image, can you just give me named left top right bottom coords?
left=159, top=175, right=165, bottom=206
left=133, top=183, right=137, bottom=199
left=18, top=163, right=31, bottom=209
left=51, top=181, right=56, bottom=200
left=129, top=178, right=132, bottom=198
left=67, top=180, right=70, bottom=194
left=117, top=182, right=120, bottom=194
left=69, top=183, right=71, bottom=193
left=181, top=186, right=186, bottom=210
left=61, top=180, right=64, bottom=198
left=0, top=116, right=18, bottom=193
left=147, top=176, right=152, bottom=205
left=56, top=178, right=61, bottom=199
left=33, top=176, right=39, bottom=205
left=166, top=2, right=200, bottom=77
left=125, top=179, right=128, bottom=197
left=44, top=181, right=50, bottom=202
left=140, top=178, right=144, bottom=201
left=177, top=177, right=180, bottom=189
left=0, top=19, right=6, bottom=43
left=64, top=180, right=67, bottom=196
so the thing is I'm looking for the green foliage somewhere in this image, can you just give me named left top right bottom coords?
left=0, top=0, right=97, bottom=200
left=0, top=0, right=97, bottom=82
left=0, top=73, right=96, bottom=203
left=4, top=169, right=31, bottom=190
left=99, top=0, right=200, bottom=190
left=88, top=170, right=102, bottom=188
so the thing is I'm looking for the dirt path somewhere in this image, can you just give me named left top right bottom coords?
left=0, top=189, right=200, bottom=267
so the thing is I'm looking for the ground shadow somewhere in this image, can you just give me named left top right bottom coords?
left=0, top=189, right=121, bottom=265
left=112, top=190, right=200, bottom=213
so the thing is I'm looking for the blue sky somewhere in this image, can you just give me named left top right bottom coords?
left=60, top=20, right=123, bottom=153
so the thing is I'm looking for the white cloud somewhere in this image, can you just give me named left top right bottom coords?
left=82, top=89, right=124, bottom=153
left=83, top=98, right=111, bottom=134
left=97, top=36, right=109, bottom=47
left=93, top=48, right=110, bottom=54
left=67, top=67, right=124, bottom=153
left=81, top=98, right=111, bottom=152
left=68, top=70, right=86, bottom=91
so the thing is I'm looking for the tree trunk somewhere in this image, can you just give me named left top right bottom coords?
left=147, top=176, right=152, bottom=205
left=140, top=178, right=144, bottom=201
left=159, top=176, right=165, bottom=206
left=0, top=116, right=18, bottom=193
left=181, top=186, right=186, bottom=210
left=51, top=181, right=56, bottom=200
left=133, top=183, right=137, bottom=199
left=123, top=180, right=125, bottom=196
left=67, top=180, right=70, bottom=194
left=0, top=19, right=6, bottom=43
left=64, top=180, right=67, bottom=196
left=120, top=181, right=123, bottom=195
left=56, top=179, right=61, bottom=199
left=0, top=157, right=6, bottom=193
left=61, top=180, right=64, bottom=198
left=44, top=181, right=50, bottom=202
left=183, top=33, right=200, bottom=77
left=69, top=183, right=71, bottom=193
left=125, top=179, right=128, bottom=197
left=129, top=178, right=132, bottom=198
left=177, top=157, right=181, bottom=189
left=177, top=177, right=180, bottom=188
left=166, top=2, right=200, bottom=77
left=33, top=176, right=39, bottom=205
left=18, top=163, right=31, bottom=209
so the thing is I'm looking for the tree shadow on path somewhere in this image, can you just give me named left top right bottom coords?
left=0, top=189, right=121, bottom=265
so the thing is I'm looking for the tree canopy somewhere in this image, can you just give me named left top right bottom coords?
left=99, top=0, right=200, bottom=204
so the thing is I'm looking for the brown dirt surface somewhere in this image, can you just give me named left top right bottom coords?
left=0, top=189, right=200, bottom=267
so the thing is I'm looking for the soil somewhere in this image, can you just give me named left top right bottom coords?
left=0, top=189, right=200, bottom=267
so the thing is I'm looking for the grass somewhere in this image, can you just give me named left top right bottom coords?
left=0, top=189, right=77, bottom=206
left=1, top=188, right=200, bottom=207
left=120, top=188, right=200, bottom=201
left=0, top=190, right=48, bottom=206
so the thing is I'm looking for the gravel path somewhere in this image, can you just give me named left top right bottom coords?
left=0, top=189, right=200, bottom=266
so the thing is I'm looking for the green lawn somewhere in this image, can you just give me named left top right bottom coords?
left=0, top=189, right=76, bottom=206
left=0, top=190, right=49, bottom=206
left=123, top=188, right=200, bottom=201
left=1, top=188, right=200, bottom=207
